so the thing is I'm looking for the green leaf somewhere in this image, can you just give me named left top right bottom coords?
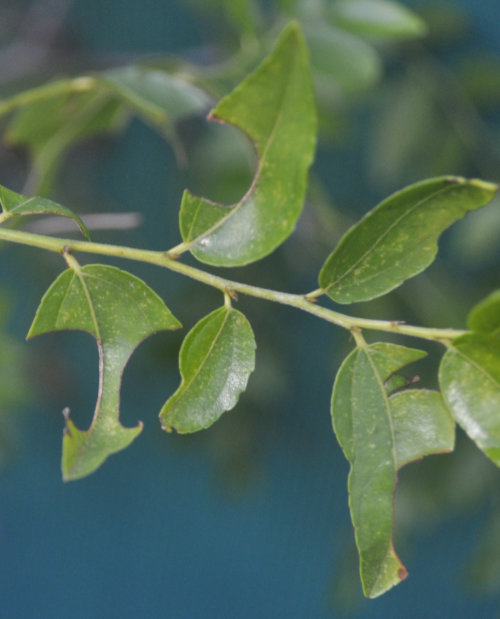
left=178, top=21, right=316, bottom=266
left=467, top=290, right=500, bottom=334
left=331, top=0, right=427, bottom=40
left=0, top=184, right=90, bottom=239
left=222, top=0, right=259, bottom=36
left=439, top=334, right=500, bottom=466
left=183, top=0, right=259, bottom=36
left=160, top=306, right=256, bottom=433
left=6, top=89, right=123, bottom=152
left=27, top=265, right=181, bottom=480
left=305, top=23, right=381, bottom=94
left=4, top=68, right=210, bottom=193
left=6, top=89, right=126, bottom=194
left=98, top=66, right=211, bottom=132
left=319, top=176, right=498, bottom=304
left=332, top=342, right=454, bottom=597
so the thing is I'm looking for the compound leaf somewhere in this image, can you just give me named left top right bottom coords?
left=331, top=0, right=427, bottom=40
left=0, top=184, right=90, bottom=239
left=27, top=264, right=181, bottom=481
left=160, top=306, right=256, bottom=433
left=440, top=334, right=500, bottom=466
left=178, top=21, right=316, bottom=266
left=319, top=176, right=498, bottom=304
left=332, top=342, right=454, bottom=597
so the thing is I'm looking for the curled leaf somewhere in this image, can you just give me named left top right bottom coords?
left=28, top=264, right=181, bottom=480
left=160, top=306, right=256, bottom=433
left=177, top=21, right=316, bottom=266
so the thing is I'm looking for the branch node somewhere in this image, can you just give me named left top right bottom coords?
left=391, top=320, right=406, bottom=327
left=304, top=295, right=318, bottom=303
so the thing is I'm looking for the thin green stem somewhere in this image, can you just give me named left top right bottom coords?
left=351, top=327, right=367, bottom=348
left=0, top=226, right=467, bottom=343
left=0, top=77, right=97, bottom=118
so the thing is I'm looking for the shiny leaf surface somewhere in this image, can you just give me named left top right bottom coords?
left=319, top=176, right=498, bottom=303
left=332, top=342, right=454, bottom=597
left=160, top=306, right=256, bottom=433
left=440, top=334, right=500, bottom=466
left=178, top=22, right=316, bottom=266
left=0, top=184, right=90, bottom=239
left=28, top=265, right=181, bottom=480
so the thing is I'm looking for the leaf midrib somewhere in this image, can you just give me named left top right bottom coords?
left=185, top=50, right=298, bottom=247
left=324, top=182, right=457, bottom=293
left=168, top=308, right=231, bottom=417
left=356, top=346, right=399, bottom=596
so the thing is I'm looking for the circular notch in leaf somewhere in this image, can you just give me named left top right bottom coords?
left=28, top=264, right=181, bottom=481
left=177, top=22, right=317, bottom=267
left=319, top=176, right=498, bottom=304
left=160, top=306, right=256, bottom=433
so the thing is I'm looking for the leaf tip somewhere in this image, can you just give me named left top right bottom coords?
left=470, top=178, right=500, bottom=194
left=282, top=19, right=303, bottom=38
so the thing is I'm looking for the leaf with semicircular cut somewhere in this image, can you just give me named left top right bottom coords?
left=177, top=21, right=316, bottom=266
left=27, top=264, right=181, bottom=481
left=332, top=342, right=454, bottom=598
left=319, top=176, right=498, bottom=304
left=440, top=333, right=500, bottom=467
left=160, top=306, right=256, bottom=433
left=0, top=183, right=90, bottom=239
